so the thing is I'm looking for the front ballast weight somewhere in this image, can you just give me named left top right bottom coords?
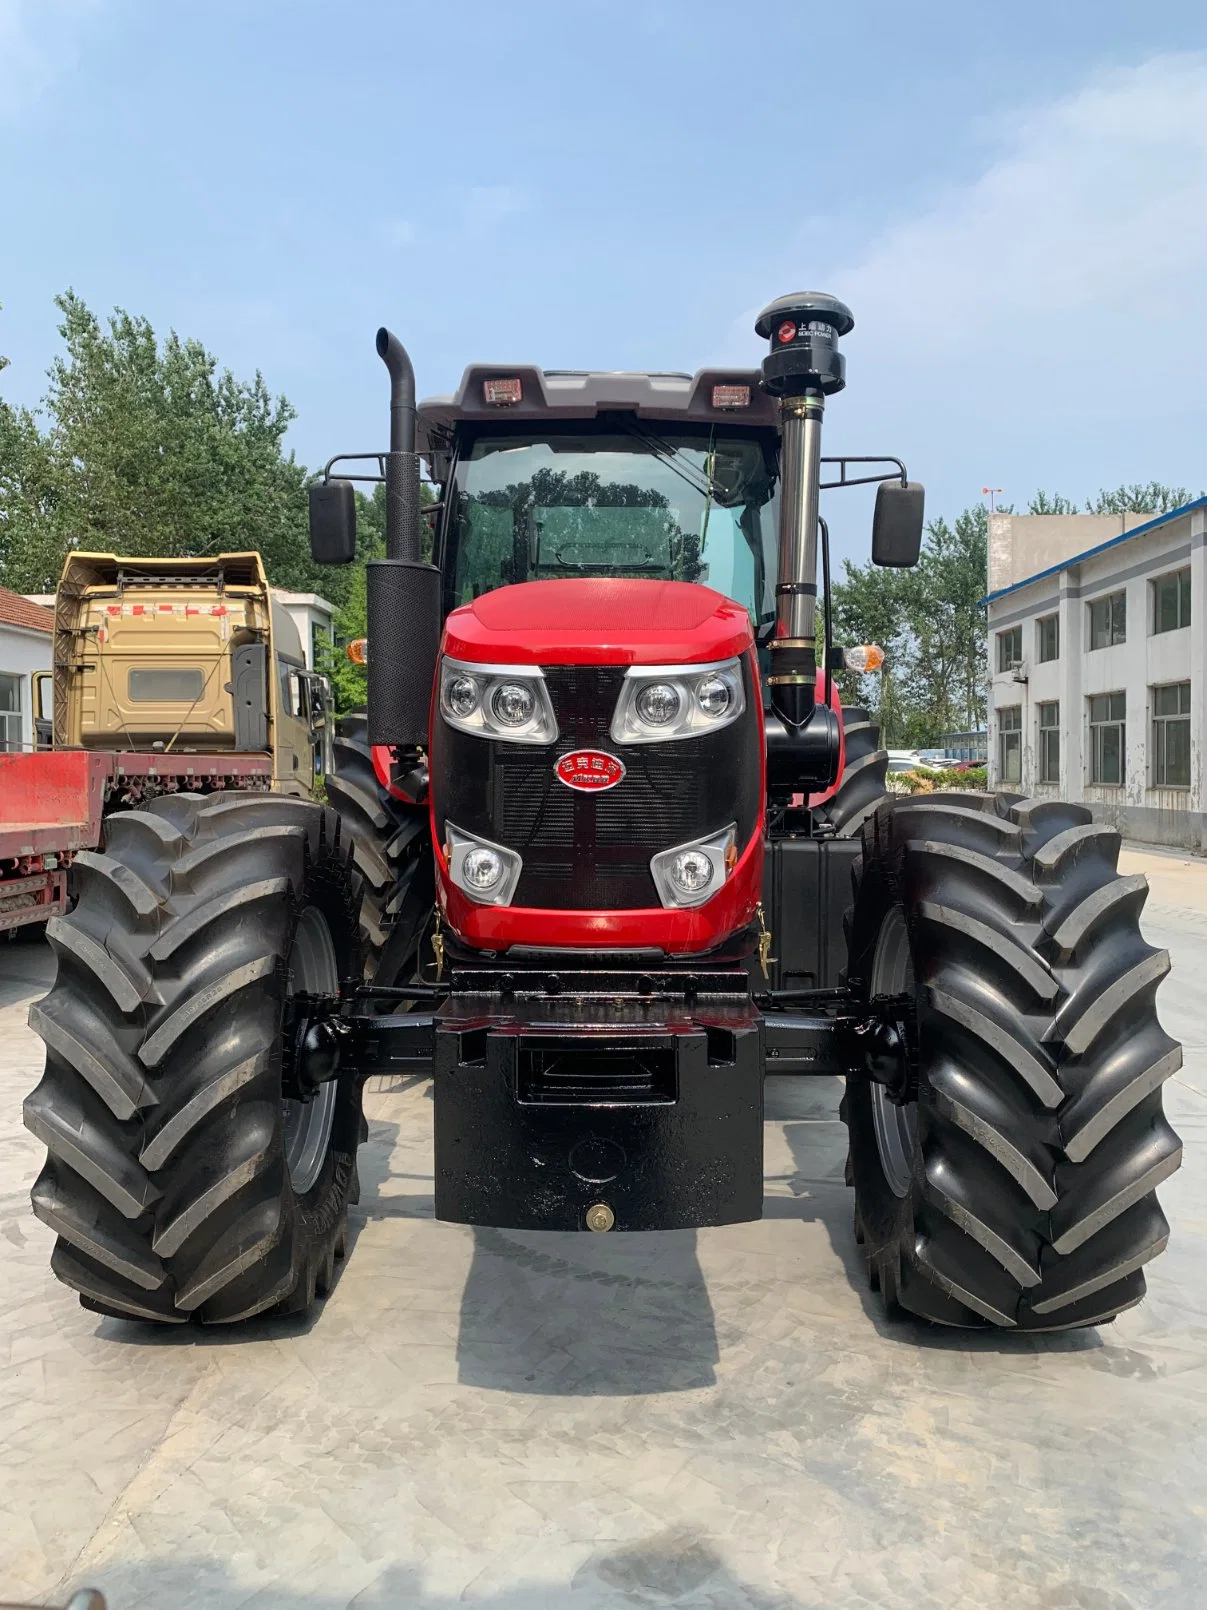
left=279, top=959, right=919, bottom=1237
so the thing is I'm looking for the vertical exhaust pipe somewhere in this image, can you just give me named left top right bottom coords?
left=376, top=327, right=421, bottom=563
left=367, top=328, right=440, bottom=749
left=755, top=293, right=853, bottom=730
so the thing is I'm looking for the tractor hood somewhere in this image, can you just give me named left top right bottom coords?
left=441, top=578, right=754, bottom=667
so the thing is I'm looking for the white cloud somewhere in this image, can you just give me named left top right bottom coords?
left=838, top=54, right=1207, bottom=360
left=722, top=54, right=1207, bottom=537
left=727, top=53, right=1207, bottom=365
left=0, top=0, right=97, bottom=119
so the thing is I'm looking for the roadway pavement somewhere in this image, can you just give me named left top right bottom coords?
left=1, top=845, right=1205, bottom=1610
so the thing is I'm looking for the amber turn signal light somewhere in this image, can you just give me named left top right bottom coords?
left=843, top=643, right=884, bottom=673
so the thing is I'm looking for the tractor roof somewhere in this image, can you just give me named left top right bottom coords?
left=416, top=366, right=778, bottom=457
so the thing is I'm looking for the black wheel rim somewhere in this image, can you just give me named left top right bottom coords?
left=282, top=905, right=339, bottom=1193
left=869, top=906, right=918, bottom=1198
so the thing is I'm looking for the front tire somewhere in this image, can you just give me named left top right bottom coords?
left=842, top=792, right=1182, bottom=1329
left=25, top=793, right=364, bottom=1324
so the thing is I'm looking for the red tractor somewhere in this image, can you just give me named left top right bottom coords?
left=26, top=295, right=1181, bottom=1331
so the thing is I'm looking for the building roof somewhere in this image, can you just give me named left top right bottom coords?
left=0, top=587, right=54, bottom=634
left=982, top=496, right=1207, bottom=607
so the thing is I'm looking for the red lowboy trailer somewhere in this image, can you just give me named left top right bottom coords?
left=0, top=750, right=272, bottom=933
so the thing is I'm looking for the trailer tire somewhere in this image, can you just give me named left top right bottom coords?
left=326, top=713, right=432, bottom=984
left=841, top=791, right=1181, bottom=1330
left=25, top=794, right=365, bottom=1325
left=816, top=705, right=889, bottom=838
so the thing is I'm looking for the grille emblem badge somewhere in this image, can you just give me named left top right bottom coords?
left=554, top=749, right=626, bottom=792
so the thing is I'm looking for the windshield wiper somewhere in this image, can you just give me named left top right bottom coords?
left=610, top=416, right=721, bottom=502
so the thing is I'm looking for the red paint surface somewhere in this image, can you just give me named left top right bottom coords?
left=443, top=578, right=754, bottom=667
left=435, top=827, right=764, bottom=956
left=0, top=751, right=106, bottom=858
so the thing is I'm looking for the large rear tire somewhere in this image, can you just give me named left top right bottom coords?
left=842, top=792, right=1182, bottom=1329
left=325, top=713, right=432, bottom=984
left=25, top=794, right=365, bottom=1324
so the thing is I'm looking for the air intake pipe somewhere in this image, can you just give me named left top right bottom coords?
left=367, top=328, right=441, bottom=748
left=755, top=293, right=852, bottom=733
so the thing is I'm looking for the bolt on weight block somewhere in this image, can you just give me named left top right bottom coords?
left=432, top=1019, right=764, bottom=1232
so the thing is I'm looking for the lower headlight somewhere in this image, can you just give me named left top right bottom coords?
left=650, top=824, right=737, bottom=910
left=463, top=846, right=505, bottom=892
left=445, top=823, right=523, bottom=906
left=669, top=849, right=714, bottom=896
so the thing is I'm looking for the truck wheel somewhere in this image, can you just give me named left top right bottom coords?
left=24, top=794, right=364, bottom=1324
left=326, top=713, right=431, bottom=984
left=815, top=705, right=889, bottom=838
left=842, top=792, right=1181, bottom=1329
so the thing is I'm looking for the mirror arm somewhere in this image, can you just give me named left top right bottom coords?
left=319, top=452, right=390, bottom=485
left=818, top=456, right=909, bottom=492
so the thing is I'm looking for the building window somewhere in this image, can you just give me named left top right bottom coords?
left=997, top=625, right=1022, bottom=672
left=1089, top=692, right=1126, bottom=786
left=1152, top=682, right=1191, bottom=788
left=998, top=704, right=1022, bottom=784
left=1088, top=591, right=1126, bottom=649
left=0, top=672, right=21, bottom=752
left=1038, top=701, right=1060, bottom=784
left=1152, top=568, right=1191, bottom=634
left=1037, top=614, right=1059, bottom=662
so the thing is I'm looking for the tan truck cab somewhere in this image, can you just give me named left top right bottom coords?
left=51, top=551, right=331, bottom=796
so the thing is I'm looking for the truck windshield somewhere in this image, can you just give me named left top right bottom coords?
left=445, top=430, right=779, bottom=628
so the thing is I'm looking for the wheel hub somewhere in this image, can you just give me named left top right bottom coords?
left=282, top=906, right=341, bottom=1194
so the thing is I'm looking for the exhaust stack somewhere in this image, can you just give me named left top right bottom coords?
left=367, top=328, right=440, bottom=749
left=376, top=327, right=422, bottom=564
left=755, top=293, right=853, bottom=729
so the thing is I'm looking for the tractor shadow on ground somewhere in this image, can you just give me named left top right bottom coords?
left=454, top=1222, right=721, bottom=1395
left=59, top=1544, right=826, bottom=1610
left=768, top=1076, right=1107, bottom=1360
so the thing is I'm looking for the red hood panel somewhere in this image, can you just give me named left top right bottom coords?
left=443, top=578, right=753, bottom=666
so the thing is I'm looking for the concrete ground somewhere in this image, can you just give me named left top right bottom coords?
left=1, top=846, right=1205, bottom=1610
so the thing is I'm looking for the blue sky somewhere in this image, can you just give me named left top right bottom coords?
left=2, top=0, right=1206, bottom=567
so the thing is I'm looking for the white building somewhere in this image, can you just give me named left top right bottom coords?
left=984, top=499, right=1207, bottom=849
left=0, top=588, right=54, bottom=751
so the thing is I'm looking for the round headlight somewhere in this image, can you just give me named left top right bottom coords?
left=669, top=848, right=714, bottom=895
left=695, top=674, right=733, bottom=717
left=636, top=681, right=682, bottom=727
left=491, top=681, right=536, bottom=727
left=446, top=674, right=480, bottom=718
left=462, top=846, right=504, bottom=891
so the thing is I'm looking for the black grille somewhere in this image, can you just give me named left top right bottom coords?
left=432, top=661, right=762, bottom=911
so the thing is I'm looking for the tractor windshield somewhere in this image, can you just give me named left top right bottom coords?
left=444, top=429, right=779, bottom=628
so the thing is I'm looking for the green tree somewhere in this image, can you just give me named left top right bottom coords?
left=1027, top=490, right=1079, bottom=514
left=1, top=291, right=349, bottom=602
left=1086, top=482, right=1200, bottom=515
left=830, top=503, right=988, bottom=745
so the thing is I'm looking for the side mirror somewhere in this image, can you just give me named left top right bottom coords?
left=308, top=479, right=357, bottom=565
left=872, top=481, right=925, bottom=568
